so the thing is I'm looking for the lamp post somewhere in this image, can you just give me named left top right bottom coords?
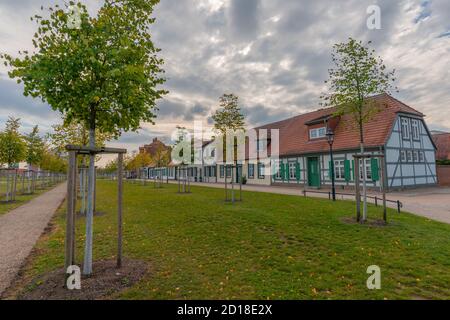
left=326, top=128, right=336, bottom=201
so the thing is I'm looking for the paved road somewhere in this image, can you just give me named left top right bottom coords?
left=168, top=180, right=450, bottom=224
left=0, top=183, right=67, bottom=296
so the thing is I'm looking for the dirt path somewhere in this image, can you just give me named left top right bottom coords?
left=0, top=183, right=67, bottom=296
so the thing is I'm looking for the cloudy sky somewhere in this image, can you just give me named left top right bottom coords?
left=1, top=0, right=449, bottom=164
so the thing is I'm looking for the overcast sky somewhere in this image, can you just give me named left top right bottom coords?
left=1, top=0, right=449, bottom=163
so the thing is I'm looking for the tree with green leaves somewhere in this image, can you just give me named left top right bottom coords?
left=212, top=94, right=246, bottom=136
left=321, top=38, right=397, bottom=222
left=1, top=0, right=167, bottom=275
left=0, top=117, right=26, bottom=168
left=49, top=119, right=114, bottom=154
left=25, top=125, right=45, bottom=169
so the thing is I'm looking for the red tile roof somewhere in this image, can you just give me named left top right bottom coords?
left=432, top=133, right=450, bottom=160
left=255, top=93, right=425, bottom=157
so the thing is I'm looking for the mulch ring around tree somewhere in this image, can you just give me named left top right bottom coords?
left=18, top=259, right=149, bottom=300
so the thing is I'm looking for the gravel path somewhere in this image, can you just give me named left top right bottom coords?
left=0, top=183, right=67, bottom=296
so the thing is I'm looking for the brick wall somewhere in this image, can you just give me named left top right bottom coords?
left=437, top=165, right=450, bottom=186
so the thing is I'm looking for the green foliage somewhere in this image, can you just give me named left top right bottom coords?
left=1, top=0, right=167, bottom=136
left=125, top=152, right=153, bottom=171
left=0, top=117, right=26, bottom=167
left=321, top=38, right=397, bottom=143
left=38, top=147, right=67, bottom=173
left=48, top=118, right=114, bottom=152
left=437, top=159, right=450, bottom=166
left=212, top=94, right=245, bottom=135
left=25, top=125, right=45, bottom=166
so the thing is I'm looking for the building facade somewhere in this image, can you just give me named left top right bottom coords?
left=142, top=94, right=437, bottom=191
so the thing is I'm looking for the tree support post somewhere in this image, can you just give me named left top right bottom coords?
left=117, top=153, right=123, bottom=269
left=354, top=155, right=361, bottom=222
left=65, top=151, right=77, bottom=270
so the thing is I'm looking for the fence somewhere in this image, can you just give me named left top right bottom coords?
left=0, top=169, right=66, bottom=203
left=301, top=189, right=403, bottom=213
left=437, top=165, right=450, bottom=186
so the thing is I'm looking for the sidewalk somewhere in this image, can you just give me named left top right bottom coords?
left=0, top=183, right=67, bottom=296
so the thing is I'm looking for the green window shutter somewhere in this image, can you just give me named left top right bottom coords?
left=285, top=163, right=290, bottom=181
left=351, top=160, right=355, bottom=181
left=296, top=162, right=300, bottom=182
left=280, top=163, right=284, bottom=181
left=371, top=158, right=380, bottom=181
left=344, top=160, right=351, bottom=182
left=329, top=161, right=333, bottom=181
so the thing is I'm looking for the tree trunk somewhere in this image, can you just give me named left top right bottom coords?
left=359, top=115, right=368, bottom=222
left=83, top=110, right=96, bottom=276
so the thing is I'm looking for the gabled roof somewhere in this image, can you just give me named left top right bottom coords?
left=254, top=93, right=425, bottom=156
left=432, top=132, right=450, bottom=160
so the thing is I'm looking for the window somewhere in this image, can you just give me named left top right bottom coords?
left=220, top=165, right=224, bottom=178
left=401, top=118, right=410, bottom=140
left=359, top=159, right=372, bottom=180
left=413, top=151, right=419, bottom=162
left=248, top=164, right=255, bottom=179
left=309, top=127, right=326, bottom=139
left=211, top=149, right=216, bottom=158
left=226, top=166, right=232, bottom=178
left=407, top=151, right=412, bottom=162
left=411, top=119, right=420, bottom=140
left=400, top=150, right=407, bottom=162
left=258, top=162, right=265, bottom=179
left=289, top=162, right=296, bottom=179
left=257, top=140, right=266, bottom=152
left=334, top=160, right=345, bottom=180
left=419, top=151, right=425, bottom=163
left=276, top=162, right=282, bottom=179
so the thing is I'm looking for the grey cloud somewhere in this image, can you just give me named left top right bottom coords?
left=228, top=0, right=262, bottom=42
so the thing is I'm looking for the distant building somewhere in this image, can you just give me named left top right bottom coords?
left=432, top=132, right=450, bottom=161
left=139, top=138, right=171, bottom=157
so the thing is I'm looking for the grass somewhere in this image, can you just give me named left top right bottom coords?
left=15, top=180, right=450, bottom=299
left=0, top=188, right=48, bottom=215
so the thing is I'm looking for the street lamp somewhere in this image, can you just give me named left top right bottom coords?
left=326, top=128, right=336, bottom=201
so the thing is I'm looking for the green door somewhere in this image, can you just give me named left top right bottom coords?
left=307, top=157, right=320, bottom=187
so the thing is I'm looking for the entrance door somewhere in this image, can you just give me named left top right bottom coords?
left=307, top=157, right=320, bottom=187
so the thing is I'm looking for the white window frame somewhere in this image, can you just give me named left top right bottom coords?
left=401, top=118, right=410, bottom=140
left=289, top=162, right=296, bottom=180
left=407, top=150, right=413, bottom=162
left=419, top=151, right=425, bottom=163
left=411, top=119, right=420, bottom=140
left=275, top=161, right=281, bottom=179
left=334, top=160, right=345, bottom=180
left=359, top=159, right=372, bottom=180
left=309, top=127, right=326, bottom=139
left=400, top=150, right=407, bottom=162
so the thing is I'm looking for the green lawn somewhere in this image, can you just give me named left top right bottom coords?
left=0, top=188, right=48, bottom=215
left=17, top=180, right=450, bottom=299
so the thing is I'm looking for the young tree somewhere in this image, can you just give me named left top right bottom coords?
left=212, top=94, right=245, bottom=136
left=321, top=38, right=397, bottom=222
left=0, top=117, right=26, bottom=168
left=150, top=144, right=171, bottom=168
left=2, top=0, right=167, bottom=275
left=212, top=93, right=246, bottom=163
left=25, top=125, right=45, bottom=170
